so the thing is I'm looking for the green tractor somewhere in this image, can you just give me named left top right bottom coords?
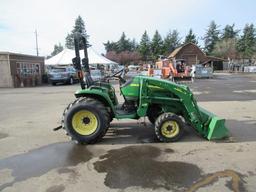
left=59, top=33, right=228, bottom=144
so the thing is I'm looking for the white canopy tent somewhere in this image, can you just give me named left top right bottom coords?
left=45, top=48, right=118, bottom=67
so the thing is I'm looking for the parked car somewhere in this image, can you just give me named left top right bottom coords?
left=48, top=66, right=78, bottom=85
left=83, top=69, right=103, bottom=83
left=90, top=70, right=103, bottom=81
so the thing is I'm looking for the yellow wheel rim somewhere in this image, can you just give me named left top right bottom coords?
left=71, top=110, right=98, bottom=135
left=161, top=120, right=180, bottom=138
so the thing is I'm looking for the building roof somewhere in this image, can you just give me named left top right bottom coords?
left=168, top=46, right=183, bottom=58
left=168, top=43, right=225, bottom=62
left=205, top=56, right=227, bottom=62
left=168, top=43, right=206, bottom=58
left=0, top=51, right=44, bottom=59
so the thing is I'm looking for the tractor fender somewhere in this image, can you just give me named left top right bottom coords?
left=74, top=89, right=115, bottom=116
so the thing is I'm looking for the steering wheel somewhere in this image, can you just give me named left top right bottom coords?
left=105, top=68, right=126, bottom=84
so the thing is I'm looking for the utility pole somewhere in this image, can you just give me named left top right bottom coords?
left=35, top=30, right=39, bottom=56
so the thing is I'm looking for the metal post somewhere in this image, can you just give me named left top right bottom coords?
left=35, top=30, right=39, bottom=56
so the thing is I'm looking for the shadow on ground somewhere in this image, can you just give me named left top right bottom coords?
left=99, top=120, right=205, bottom=145
left=100, top=118, right=256, bottom=145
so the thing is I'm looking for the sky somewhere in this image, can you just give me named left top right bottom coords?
left=0, top=0, right=256, bottom=57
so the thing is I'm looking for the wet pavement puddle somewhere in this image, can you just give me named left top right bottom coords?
left=93, top=145, right=246, bottom=191
left=0, top=143, right=247, bottom=191
left=0, top=133, right=8, bottom=140
left=94, top=145, right=202, bottom=191
left=0, top=142, right=92, bottom=190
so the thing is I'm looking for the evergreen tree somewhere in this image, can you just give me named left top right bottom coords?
left=163, top=30, right=181, bottom=55
left=139, top=31, right=151, bottom=61
left=151, top=30, right=164, bottom=60
left=65, top=15, right=89, bottom=49
left=236, top=24, right=256, bottom=58
left=222, top=24, right=239, bottom=39
left=73, top=16, right=86, bottom=33
left=103, top=33, right=140, bottom=65
left=103, top=40, right=118, bottom=52
left=116, top=32, right=131, bottom=52
left=184, top=29, right=198, bottom=45
left=65, top=33, right=74, bottom=49
left=203, top=21, right=220, bottom=54
left=104, top=32, right=137, bottom=53
left=51, top=43, right=64, bottom=56
left=131, top=38, right=138, bottom=51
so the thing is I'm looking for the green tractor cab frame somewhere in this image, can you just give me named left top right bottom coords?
left=60, top=32, right=229, bottom=144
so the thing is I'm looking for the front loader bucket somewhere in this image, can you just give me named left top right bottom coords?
left=199, top=107, right=229, bottom=140
left=207, top=116, right=229, bottom=140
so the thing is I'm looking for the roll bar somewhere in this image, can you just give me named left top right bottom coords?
left=72, top=32, right=93, bottom=89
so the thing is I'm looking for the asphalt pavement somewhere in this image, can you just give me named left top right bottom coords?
left=0, top=73, right=256, bottom=192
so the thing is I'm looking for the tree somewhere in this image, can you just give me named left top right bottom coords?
left=203, top=21, right=220, bottom=54
left=151, top=30, right=164, bottom=60
left=221, top=24, right=239, bottom=40
left=73, top=16, right=86, bottom=33
left=116, top=32, right=132, bottom=52
left=65, top=15, right=89, bottom=49
left=103, top=40, right=118, bottom=52
left=184, top=29, right=198, bottom=45
left=103, top=33, right=140, bottom=65
left=131, top=38, right=138, bottom=51
left=236, top=24, right=256, bottom=59
left=212, top=24, right=240, bottom=59
left=212, top=38, right=239, bottom=59
left=105, top=51, right=141, bottom=65
left=163, top=30, right=181, bottom=55
left=139, top=31, right=151, bottom=61
left=65, top=33, right=74, bottom=49
left=51, top=43, right=64, bottom=56
left=104, top=32, right=136, bottom=53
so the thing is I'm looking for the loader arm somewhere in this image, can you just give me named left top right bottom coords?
left=138, top=77, right=228, bottom=140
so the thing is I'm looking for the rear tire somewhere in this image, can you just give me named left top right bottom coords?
left=63, top=98, right=110, bottom=144
left=155, top=113, right=184, bottom=142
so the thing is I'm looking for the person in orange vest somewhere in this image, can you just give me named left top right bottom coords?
left=148, top=64, right=154, bottom=76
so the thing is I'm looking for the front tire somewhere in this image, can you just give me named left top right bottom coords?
left=63, top=98, right=109, bottom=144
left=147, top=105, right=162, bottom=124
left=155, top=113, right=184, bottom=142
left=69, top=77, right=74, bottom=85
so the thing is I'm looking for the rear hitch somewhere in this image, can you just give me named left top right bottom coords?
left=53, top=125, right=62, bottom=131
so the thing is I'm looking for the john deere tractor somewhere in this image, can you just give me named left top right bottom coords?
left=60, top=33, right=228, bottom=144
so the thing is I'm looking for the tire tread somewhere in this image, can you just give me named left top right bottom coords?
left=155, top=113, right=184, bottom=142
left=62, top=97, right=110, bottom=144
